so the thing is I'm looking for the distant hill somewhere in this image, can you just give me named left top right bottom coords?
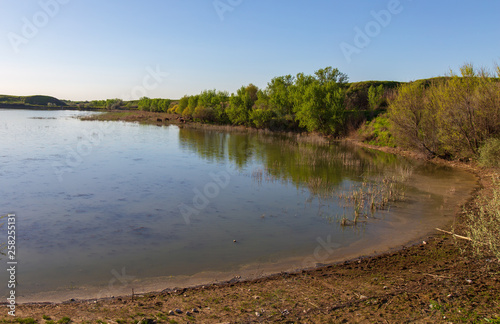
left=0, top=94, right=67, bottom=107
left=24, top=95, right=67, bottom=106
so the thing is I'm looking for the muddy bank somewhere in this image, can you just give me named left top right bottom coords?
left=6, top=230, right=500, bottom=323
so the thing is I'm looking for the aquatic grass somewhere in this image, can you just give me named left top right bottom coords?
left=338, top=166, right=413, bottom=226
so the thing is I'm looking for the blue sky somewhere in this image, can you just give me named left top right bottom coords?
left=0, top=0, right=499, bottom=101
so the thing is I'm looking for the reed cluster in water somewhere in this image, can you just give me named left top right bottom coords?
left=335, top=166, right=413, bottom=227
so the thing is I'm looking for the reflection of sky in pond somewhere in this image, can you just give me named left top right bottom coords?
left=0, top=109, right=476, bottom=299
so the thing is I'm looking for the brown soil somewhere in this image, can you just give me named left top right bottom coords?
left=3, top=111, right=499, bottom=323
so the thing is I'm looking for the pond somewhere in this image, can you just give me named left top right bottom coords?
left=0, top=109, right=476, bottom=302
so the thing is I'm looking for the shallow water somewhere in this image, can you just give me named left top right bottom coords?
left=0, top=109, right=476, bottom=302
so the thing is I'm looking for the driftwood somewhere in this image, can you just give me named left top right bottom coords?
left=435, top=228, right=473, bottom=241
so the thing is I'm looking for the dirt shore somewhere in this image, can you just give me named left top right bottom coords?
left=3, top=111, right=499, bottom=323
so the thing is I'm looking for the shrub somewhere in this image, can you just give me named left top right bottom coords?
left=388, top=81, right=440, bottom=155
left=389, top=64, right=500, bottom=159
left=358, top=114, right=396, bottom=147
left=193, top=106, right=215, bottom=122
left=181, top=106, right=192, bottom=118
left=465, top=176, right=500, bottom=261
left=250, top=109, right=275, bottom=129
left=479, top=138, right=500, bottom=168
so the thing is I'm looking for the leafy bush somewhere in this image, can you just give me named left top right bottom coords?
left=181, top=106, right=192, bottom=117
left=193, top=106, right=215, bottom=122
left=479, top=138, right=500, bottom=168
left=389, top=64, right=500, bottom=159
left=358, top=114, right=396, bottom=147
left=250, top=108, right=275, bottom=129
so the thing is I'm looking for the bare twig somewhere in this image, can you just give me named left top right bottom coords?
left=435, top=228, right=473, bottom=241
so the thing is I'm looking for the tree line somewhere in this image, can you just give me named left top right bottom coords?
left=166, top=67, right=392, bottom=135
left=85, top=64, right=500, bottom=163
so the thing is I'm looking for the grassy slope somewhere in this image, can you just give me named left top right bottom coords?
left=0, top=94, right=67, bottom=107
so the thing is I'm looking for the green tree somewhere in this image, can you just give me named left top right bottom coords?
left=177, top=96, right=189, bottom=114
left=388, top=82, right=440, bottom=156
left=138, top=97, right=151, bottom=111
left=293, top=67, right=348, bottom=134
left=227, top=85, right=257, bottom=125
left=267, top=75, right=295, bottom=117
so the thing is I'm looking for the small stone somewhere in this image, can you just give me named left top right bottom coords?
left=466, top=279, right=473, bottom=284
left=255, top=312, right=261, bottom=317
left=192, top=308, right=199, bottom=313
left=282, top=309, right=290, bottom=316
left=253, top=295, right=260, bottom=299
left=423, top=241, right=427, bottom=245
left=186, top=311, right=192, bottom=316
left=233, top=240, right=237, bottom=243
left=175, top=308, right=183, bottom=314
left=383, top=286, right=388, bottom=290
left=168, top=310, right=175, bottom=316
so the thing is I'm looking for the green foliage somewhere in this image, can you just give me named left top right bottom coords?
left=250, top=107, right=275, bottom=129
left=193, top=106, right=215, bottom=122
left=368, top=85, right=384, bottom=110
left=187, top=95, right=199, bottom=115
left=388, top=81, right=440, bottom=155
left=14, top=318, right=37, bottom=324
left=226, top=85, right=256, bottom=125
left=267, top=75, right=294, bottom=116
left=138, top=97, right=171, bottom=112
left=0, top=94, right=25, bottom=105
left=479, top=138, right=500, bottom=168
left=293, top=67, right=348, bottom=134
left=57, top=317, right=71, bottom=324
left=89, top=99, right=124, bottom=109
left=388, top=64, right=500, bottom=159
left=358, top=114, right=396, bottom=147
left=177, top=96, right=189, bottom=114
left=345, top=81, right=400, bottom=110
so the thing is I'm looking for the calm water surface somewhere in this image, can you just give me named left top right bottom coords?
left=0, top=109, right=476, bottom=302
